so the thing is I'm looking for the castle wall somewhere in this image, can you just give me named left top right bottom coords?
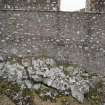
left=0, top=11, right=105, bottom=74
left=0, top=0, right=60, bottom=11
left=59, top=12, right=105, bottom=73
left=85, top=0, right=105, bottom=12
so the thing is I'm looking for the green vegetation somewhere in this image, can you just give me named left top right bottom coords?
left=85, top=81, right=103, bottom=105
left=0, top=56, right=105, bottom=105
left=0, top=80, right=21, bottom=94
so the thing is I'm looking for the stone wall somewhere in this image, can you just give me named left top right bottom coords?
left=0, top=11, right=105, bottom=74
left=0, top=0, right=60, bottom=11
left=85, top=0, right=105, bottom=12
left=58, top=12, right=105, bottom=73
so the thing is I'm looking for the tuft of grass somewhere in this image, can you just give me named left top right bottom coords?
left=0, top=80, right=21, bottom=94
left=85, top=81, right=103, bottom=105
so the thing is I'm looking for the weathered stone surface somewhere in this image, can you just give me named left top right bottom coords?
left=0, top=0, right=60, bottom=11
left=0, top=55, right=103, bottom=103
left=0, top=0, right=105, bottom=104
left=0, top=11, right=105, bottom=74
left=85, top=0, right=105, bottom=12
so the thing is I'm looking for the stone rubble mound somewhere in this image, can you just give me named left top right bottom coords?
left=0, top=55, right=102, bottom=103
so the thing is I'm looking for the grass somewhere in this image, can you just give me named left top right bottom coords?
left=85, top=81, right=104, bottom=105
left=0, top=78, right=104, bottom=105
left=0, top=56, right=105, bottom=105
left=0, top=80, right=21, bottom=94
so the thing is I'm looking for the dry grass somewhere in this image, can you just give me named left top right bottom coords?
left=0, top=95, right=15, bottom=105
left=32, top=94, right=91, bottom=105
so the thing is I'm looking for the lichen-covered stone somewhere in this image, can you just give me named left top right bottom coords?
left=0, top=55, right=104, bottom=103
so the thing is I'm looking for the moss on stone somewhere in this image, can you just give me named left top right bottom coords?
left=0, top=80, right=21, bottom=94
left=22, top=88, right=34, bottom=97
left=85, top=81, right=103, bottom=105
left=0, top=56, right=105, bottom=105
left=0, top=80, right=104, bottom=105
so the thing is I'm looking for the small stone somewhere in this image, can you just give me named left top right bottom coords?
left=1, top=39, right=5, bottom=42
left=70, top=85, right=84, bottom=103
left=24, top=80, right=33, bottom=88
left=0, top=56, right=4, bottom=70
left=22, top=58, right=31, bottom=67
left=27, top=50, right=31, bottom=53
left=10, top=48, right=18, bottom=55
left=0, top=55, right=3, bottom=61
left=77, top=31, right=80, bottom=34
left=33, top=84, right=41, bottom=90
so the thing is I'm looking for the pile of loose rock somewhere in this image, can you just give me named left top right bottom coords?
left=0, top=55, right=104, bottom=103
